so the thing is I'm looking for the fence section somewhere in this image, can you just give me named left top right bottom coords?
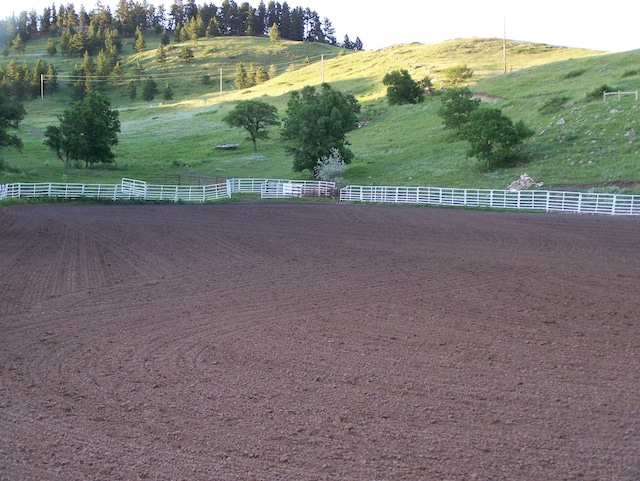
left=339, top=185, right=640, bottom=215
left=228, top=178, right=288, bottom=195
left=261, top=180, right=335, bottom=199
left=0, top=182, right=125, bottom=200
left=0, top=179, right=231, bottom=203
left=1, top=178, right=639, bottom=215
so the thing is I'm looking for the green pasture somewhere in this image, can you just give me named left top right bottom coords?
left=1, top=34, right=638, bottom=191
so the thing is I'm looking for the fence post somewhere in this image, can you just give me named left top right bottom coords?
left=546, top=190, right=550, bottom=212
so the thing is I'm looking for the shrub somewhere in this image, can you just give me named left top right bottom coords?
left=314, top=148, right=346, bottom=183
left=383, top=69, right=424, bottom=105
left=564, top=69, right=585, bottom=79
left=539, top=96, right=570, bottom=115
left=621, top=69, right=640, bottom=78
left=586, top=84, right=617, bottom=102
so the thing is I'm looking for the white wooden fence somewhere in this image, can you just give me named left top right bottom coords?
left=227, top=178, right=335, bottom=198
left=261, top=180, right=335, bottom=198
left=1, top=178, right=639, bottom=215
left=339, top=185, right=640, bottom=215
left=603, top=90, right=639, bottom=102
left=1, top=178, right=231, bottom=203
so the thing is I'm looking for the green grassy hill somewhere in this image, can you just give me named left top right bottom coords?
left=2, top=34, right=639, bottom=192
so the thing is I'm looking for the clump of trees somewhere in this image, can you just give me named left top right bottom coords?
left=234, top=62, right=270, bottom=89
left=0, top=58, right=59, bottom=99
left=436, top=87, right=532, bottom=168
left=281, top=83, right=360, bottom=175
left=0, top=1, right=363, bottom=51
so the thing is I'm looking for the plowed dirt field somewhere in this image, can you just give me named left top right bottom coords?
left=1, top=202, right=639, bottom=480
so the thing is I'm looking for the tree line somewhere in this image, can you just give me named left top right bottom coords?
left=0, top=0, right=363, bottom=52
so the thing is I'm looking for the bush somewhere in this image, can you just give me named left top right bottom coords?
left=563, top=69, right=585, bottom=79
left=586, top=84, right=616, bottom=102
left=382, top=69, right=424, bottom=105
left=621, top=69, right=640, bottom=78
left=314, top=148, right=346, bottom=183
left=539, top=96, right=570, bottom=115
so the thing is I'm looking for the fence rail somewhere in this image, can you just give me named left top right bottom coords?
left=1, top=178, right=639, bottom=216
left=339, top=185, right=640, bottom=215
left=603, top=90, right=639, bottom=102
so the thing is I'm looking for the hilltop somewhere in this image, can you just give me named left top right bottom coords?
left=1, top=34, right=639, bottom=191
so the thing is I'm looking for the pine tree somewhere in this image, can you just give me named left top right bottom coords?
left=255, top=66, right=269, bottom=84
left=113, top=62, right=124, bottom=84
left=127, top=80, right=137, bottom=101
left=134, top=27, right=146, bottom=53
left=269, top=23, right=280, bottom=43
left=46, top=37, right=57, bottom=56
left=82, top=51, right=95, bottom=92
left=12, top=35, right=26, bottom=55
left=163, top=83, right=174, bottom=100
left=156, top=44, right=168, bottom=65
left=178, top=46, right=194, bottom=63
left=235, top=62, right=248, bottom=89
left=45, top=64, right=59, bottom=93
left=142, top=78, right=158, bottom=101
left=94, top=50, right=109, bottom=91
left=160, top=29, right=171, bottom=46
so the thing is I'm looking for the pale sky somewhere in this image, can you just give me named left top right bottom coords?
left=2, top=0, right=639, bottom=53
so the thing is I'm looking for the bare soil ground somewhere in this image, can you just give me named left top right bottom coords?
left=1, top=202, right=639, bottom=480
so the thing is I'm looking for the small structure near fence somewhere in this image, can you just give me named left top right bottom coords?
left=1, top=177, right=639, bottom=216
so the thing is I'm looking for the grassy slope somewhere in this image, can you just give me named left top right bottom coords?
left=1, top=34, right=639, bottom=191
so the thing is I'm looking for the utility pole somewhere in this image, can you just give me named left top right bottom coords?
left=503, top=18, right=507, bottom=74
left=321, top=54, right=324, bottom=83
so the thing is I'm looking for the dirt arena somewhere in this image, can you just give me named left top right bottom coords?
left=1, top=202, right=639, bottom=480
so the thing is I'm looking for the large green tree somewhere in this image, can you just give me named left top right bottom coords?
left=437, top=87, right=481, bottom=133
left=382, top=69, right=424, bottom=105
left=44, top=91, right=120, bottom=168
left=281, top=83, right=360, bottom=175
left=460, top=107, right=533, bottom=169
left=0, top=86, right=27, bottom=151
left=222, top=100, right=280, bottom=151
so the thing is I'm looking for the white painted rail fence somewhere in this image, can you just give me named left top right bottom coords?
left=1, top=178, right=639, bottom=215
left=226, top=178, right=335, bottom=198
left=0, top=178, right=231, bottom=203
left=339, top=185, right=640, bottom=215
left=261, top=180, right=335, bottom=198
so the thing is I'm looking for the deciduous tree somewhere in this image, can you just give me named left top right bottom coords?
left=44, top=91, right=120, bottom=168
left=281, top=83, right=360, bottom=174
left=437, top=87, right=480, bottom=133
left=222, top=100, right=280, bottom=151
left=460, top=107, right=533, bottom=169
left=382, top=69, right=424, bottom=105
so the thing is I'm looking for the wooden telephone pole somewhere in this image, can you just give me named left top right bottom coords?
left=503, top=18, right=507, bottom=74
